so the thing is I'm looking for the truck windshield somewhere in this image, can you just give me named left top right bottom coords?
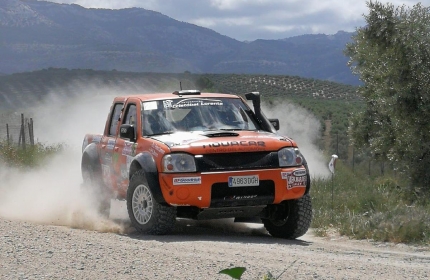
left=141, top=97, right=259, bottom=135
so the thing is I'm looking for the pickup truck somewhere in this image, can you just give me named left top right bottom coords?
left=81, top=90, right=312, bottom=239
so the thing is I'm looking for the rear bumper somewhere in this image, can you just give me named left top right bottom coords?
left=159, top=167, right=307, bottom=208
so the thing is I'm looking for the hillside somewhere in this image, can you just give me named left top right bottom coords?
left=0, top=0, right=358, bottom=85
left=0, top=68, right=360, bottom=108
left=0, top=68, right=362, bottom=157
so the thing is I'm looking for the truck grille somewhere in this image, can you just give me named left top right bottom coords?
left=210, top=180, right=275, bottom=207
left=196, top=152, right=278, bottom=172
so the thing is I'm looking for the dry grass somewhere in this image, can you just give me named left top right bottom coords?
left=311, top=161, right=430, bottom=244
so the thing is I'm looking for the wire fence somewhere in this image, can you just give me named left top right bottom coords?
left=325, top=131, right=397, bottom=178
left=0, top=113, right=35, bottom=149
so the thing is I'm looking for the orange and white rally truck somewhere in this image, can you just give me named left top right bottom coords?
left=81, top=90, right=312, bottom=239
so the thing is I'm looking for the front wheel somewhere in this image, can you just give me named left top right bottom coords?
left=263, top=193, right=312, bottom=239
left=127, top=170, right=176, bottom=235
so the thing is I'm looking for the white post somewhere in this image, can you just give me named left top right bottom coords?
left=328, top=154, right=338, bottom=222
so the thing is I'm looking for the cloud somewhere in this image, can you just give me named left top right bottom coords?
left=40, top=0, right=426, bottom=40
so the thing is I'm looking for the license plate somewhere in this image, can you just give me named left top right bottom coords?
left=228, top=175, right=259, bottom=187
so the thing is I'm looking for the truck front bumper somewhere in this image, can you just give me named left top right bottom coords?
left=159, top=167, right=307, bottom=208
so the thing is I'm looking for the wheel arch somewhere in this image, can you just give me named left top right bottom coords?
left=129, top=152, right=166, bottom=204
left=302, top=155, right=311, bottom=195
left=81, top=143, right=100, bottom=175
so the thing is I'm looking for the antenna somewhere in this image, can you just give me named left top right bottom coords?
left=180, top=81, right=182, bottom=90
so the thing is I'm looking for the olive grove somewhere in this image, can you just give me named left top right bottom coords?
left=346, top=1, right=430, bottom=193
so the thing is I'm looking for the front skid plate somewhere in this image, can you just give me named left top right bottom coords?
left=195, top=205, right=266, bottom=220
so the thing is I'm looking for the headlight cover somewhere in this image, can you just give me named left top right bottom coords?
left=278, top=148, right=303, bottom=167
left=162, top=153, right=196, bottom=173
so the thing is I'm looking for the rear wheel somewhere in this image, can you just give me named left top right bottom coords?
left=263, top=193, right=312, bottom=239
left=81, top=157, right=111, bottom=218
left=127, top=170, right=176, bottom=235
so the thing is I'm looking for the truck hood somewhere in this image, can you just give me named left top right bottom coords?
left=150, top=130, right=295, bottom=154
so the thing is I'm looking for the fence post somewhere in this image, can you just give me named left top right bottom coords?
left=6, top=124, right=10, bottom=145
left=28, top=118, right=34, bottom=146
left=30, top=118, right=34, bottom=146
left=21, top=113, right=26, bottom=150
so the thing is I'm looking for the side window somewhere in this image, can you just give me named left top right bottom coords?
left=109, top=103, right=123, bottom=136
left=123, top=104, right=137, bottom=125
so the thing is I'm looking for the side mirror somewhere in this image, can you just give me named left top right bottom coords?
left=268, top=119, right=280, bottom=130
left=119, top=124, right=136, bottom=141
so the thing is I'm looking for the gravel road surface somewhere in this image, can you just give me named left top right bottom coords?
left=1, top=201, right=429, bottom=280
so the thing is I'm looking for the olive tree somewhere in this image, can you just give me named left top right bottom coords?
left=346, top=1, right=430, bottom=193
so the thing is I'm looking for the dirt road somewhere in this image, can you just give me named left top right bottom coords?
left=1, top=202, right=429, bottom=280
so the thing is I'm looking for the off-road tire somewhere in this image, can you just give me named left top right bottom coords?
left=81, top=159, right=111, bottom=218
left=262, top=193, right=312, bottom=239
left=127, top=170, right=176, bottom=235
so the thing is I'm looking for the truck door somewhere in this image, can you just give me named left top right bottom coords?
left=100, top=102, right=124, bottom=190
left=112, top=102, right=138, bottom=196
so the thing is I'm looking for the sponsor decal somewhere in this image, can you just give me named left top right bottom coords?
left=144, top=101, right=158, bottom=110
left=281, top=171, right=307, bottom=190
left=101, top=165, right=111, bottom=186
left=203, top=141, right=265, bottom=148
left=131, top=143, right=137, bottom=156
left=104, top=153, right=112, bottom=164
left=224, top=195, right=258, bottom=200
left=201, top=140, right=266, bottom=153
left=112, top=153, right=119, bottom=165
left=163, top=100, right=173, bottom=108
left=126, top=156, right=133, bottom=170
left=102, top=165, right=110, bottom=175
left=120, top=166, right=128, bottom=179
left=293, top=169, right=307, bottom=177
left=149, top=142, right=166, bottom=157
left=122, top=141, right=134, bottom=156
left=107, top=139, right=115, bottom=150
left=173, top=177, right=202, bottom=185
left=92, top=135, right=102, bottom=143
left=163, top=98, right=223, bottom=109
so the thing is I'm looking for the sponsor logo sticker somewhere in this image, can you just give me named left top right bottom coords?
left=122, top=141, right=134, bottom=156
left=281, top=170, right=307, bottom=190
left=293, top=168, right=307, bottom=177
left=107, top=139, right=115, bottom=150
left=173, top=177, right=202, bottom=185
left=144, top=101, right=158, bottom=110
left=126, top=156, right=133, bottom=169
left=281, top=171, right=290, bottom=180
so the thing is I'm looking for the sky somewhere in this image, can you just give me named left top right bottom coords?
left=40, top=0, right=427, bottom=41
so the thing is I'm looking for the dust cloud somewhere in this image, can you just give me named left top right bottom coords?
left=0, top=83, right=132, bottom=233
left=263, top=102, right=331, bottom=179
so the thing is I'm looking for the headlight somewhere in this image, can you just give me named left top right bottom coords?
left=162, top=153, right=196, bottom=173
left=278, top=148, right=303, bottom=167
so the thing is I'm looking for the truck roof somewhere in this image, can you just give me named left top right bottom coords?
left=113, top=92, right=241, bottom=102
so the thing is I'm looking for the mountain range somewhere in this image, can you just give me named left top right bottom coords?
left=0, top=0, right=359, bottom=85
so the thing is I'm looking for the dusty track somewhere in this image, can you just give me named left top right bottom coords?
left=1, top=202, right=429, bottom=280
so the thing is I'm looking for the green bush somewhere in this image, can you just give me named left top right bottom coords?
left=0, top=142, right=64, bottom=168
left=312, top=160, right=430, bottom=244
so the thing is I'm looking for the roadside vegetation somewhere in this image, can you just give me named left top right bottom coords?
left=312, top=160, right=430, bottom=244
left=0, top=141, right=63, bottom=168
